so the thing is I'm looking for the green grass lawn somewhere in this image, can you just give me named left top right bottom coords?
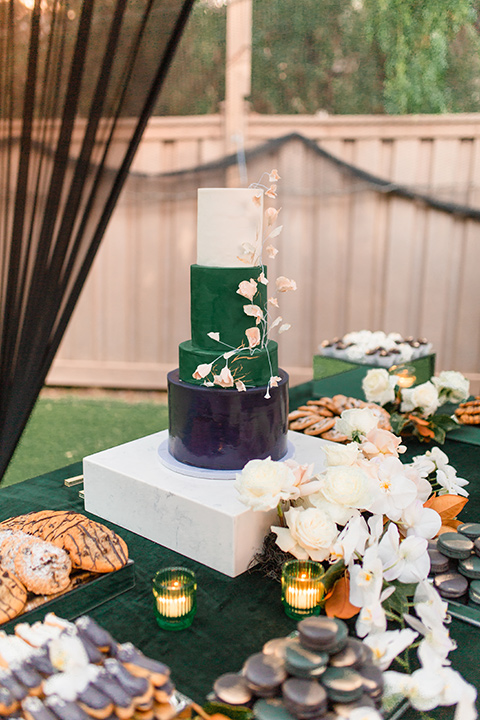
left=1, top=394, right=169, bottom=488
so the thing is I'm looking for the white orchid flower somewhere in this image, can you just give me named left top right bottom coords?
left=368, top=456, right=418, bottom=521
left=384, top=667, right=444, bottom=711
left=378, top=523, right=430, bottom=583
left=398, top=499, right=441, bottom=539
left=356, top=586, right=395, bottom=638
left=349, top=544, right=384, bottom=608
left=347, top=708, right=384, bottom=720
left=404, top=611, right=456, bottom=667
left=331, top=514, right=369, bottom=565
left=402, top=463, right=433, bottom=502
left=413, top=579, right=449, bottom=622
left=436, top=467, right=469, bottom=497
left=363, top=628, right=418, bottom=671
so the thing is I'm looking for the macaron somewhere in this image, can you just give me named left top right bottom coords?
left=458, top=555, right=480, bottom=580
left=474, top=538, right=480, bottom=558
left=263, top=637, right=290, bottom=660
left=213, top=673, right=253, bottom=706
left=428, top=549, right=451, bottom=575
left=468, top=580, right=480, bottom=606
left=433, top=571, right=469, bottom=599
left=284, top=637, right=328, bottom=679
left=458, top=523, right=480, bottom=541
left=437, top=533, right=473, bottom=560
left=297, top=617, right=348, bottom=654
left=282, top=677, right=328, bottom=719
left=243, top=653, right=287, bottom=698
left=329, top=638, right=374, bottom=670
left=253, top=698, right=296, bottom=720
left=320, top=667, right=364, bottom=704
left=356, top=663, right=385, bottom=700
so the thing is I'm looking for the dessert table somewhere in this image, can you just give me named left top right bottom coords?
left=1, top=380, right=479, bottom=718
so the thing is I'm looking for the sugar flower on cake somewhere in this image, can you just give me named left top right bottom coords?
left=237, top=278, right=258, bottom=302
left=213, top=365, right=234, bottom=388
left=275, top=276, right=297, bottom=293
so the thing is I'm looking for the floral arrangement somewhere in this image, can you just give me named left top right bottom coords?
left=193, top=171, right=296, bottom=397
left=234, top=406, right=476, bottom=718
left=362, top=368, right=470, bottom=443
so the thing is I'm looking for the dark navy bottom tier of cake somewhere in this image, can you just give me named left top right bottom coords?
left=167, top=369, right=289, bottom=471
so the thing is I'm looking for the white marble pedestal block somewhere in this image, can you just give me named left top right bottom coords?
left=83, top=430, right=328, bottom=577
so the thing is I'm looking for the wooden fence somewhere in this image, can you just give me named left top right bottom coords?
left=46, top=112, right=480, bottom=391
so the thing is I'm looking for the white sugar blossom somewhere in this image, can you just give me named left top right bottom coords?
left=436, top=467, right=469, bottom=497
left=272, top=506, right=338, bottom=562
left=400, top=380, right=440, bottom=417
left=414, top=579, right=448, bottom=622
left=363, top=628, right=418, bottom=671
left=335, top=407, right=379, bottom=441
left=362, top=368, right=397, bottom=406
left=378, top=523, right=430, bottom=584
left=234, top=458, right=299, bottom=511
left=432, top=370, right=470, bottom=404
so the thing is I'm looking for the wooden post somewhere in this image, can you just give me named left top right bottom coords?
left=224, top=0, right=252, bottom=187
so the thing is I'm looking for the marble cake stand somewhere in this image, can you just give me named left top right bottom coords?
left=82, top=430, right=330, bottom=577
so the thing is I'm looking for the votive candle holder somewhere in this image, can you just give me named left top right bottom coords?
left=152, top=566, right=197, bottom=630
left=281, top=559, right=323, bottom=619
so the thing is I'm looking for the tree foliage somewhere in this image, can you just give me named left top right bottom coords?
left=156, top=0, right=480, bottom=116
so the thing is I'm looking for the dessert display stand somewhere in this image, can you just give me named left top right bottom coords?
left=83, top=430, right=329, bottom=578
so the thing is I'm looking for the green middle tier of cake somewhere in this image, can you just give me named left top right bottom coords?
left=190, top=264, right=268, bottom=349
left=179, top=338, right=279, bottom=387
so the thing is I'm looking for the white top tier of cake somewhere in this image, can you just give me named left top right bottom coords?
left=197, top=188, right=264, bottom=267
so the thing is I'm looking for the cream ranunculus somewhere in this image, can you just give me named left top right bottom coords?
left=272, top=506, right=338, bottom=561
left=400, top=381, right=440, bottom=417
left=335, top=408, right=378, bottom=441
left=362, top=369, right=396, bottom=406
left=234, top=458, right=298, bottom=511
left=317, top=465, right=375, bottom=511
left=432, top=370, right=470, bottom=404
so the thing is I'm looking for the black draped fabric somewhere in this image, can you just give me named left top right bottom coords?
left=0, top=0, right=194, bottom=481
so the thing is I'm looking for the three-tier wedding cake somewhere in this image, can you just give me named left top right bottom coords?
left=167, top=188, right=289, bottom=471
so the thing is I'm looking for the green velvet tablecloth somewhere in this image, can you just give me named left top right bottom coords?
left=0, top=393, right=479, bottom=718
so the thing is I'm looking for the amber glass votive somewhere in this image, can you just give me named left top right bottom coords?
left=281, top=559, right=324, bottom=619
left=152, top=567, right=197, bottom=630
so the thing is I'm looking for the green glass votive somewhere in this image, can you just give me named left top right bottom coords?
left=281, top=560, right=324, bottom=619
left=152, top=567, right=197, bottom=630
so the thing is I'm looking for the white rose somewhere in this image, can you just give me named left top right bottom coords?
left=362, top=369, right=396, bottom=406
left=400, top=381, right=439, bottom=418
left=317, top=465, right=374, bottom=510
left=335, top=408, right=378, bottom=441
left=432, top=371, right=470, bottom=404
left=234, top=458, right=297, bottom=511
left=272, top=507, right=338, bottom=561
left=323, top=442, right=359, bottom=467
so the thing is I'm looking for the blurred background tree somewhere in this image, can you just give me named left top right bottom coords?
left=155, top=0, right=480, bottom=116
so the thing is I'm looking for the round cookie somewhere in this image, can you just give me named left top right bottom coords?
left=13, top=541, right=72, bottom=595
left=58, top=517, right=128, bottom=572
left=0, top=569, right=27, bottom=623
left=0, top=532, right=42, bottom=574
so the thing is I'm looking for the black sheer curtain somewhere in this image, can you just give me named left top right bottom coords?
left=0, top=0, right=194, bottom=481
